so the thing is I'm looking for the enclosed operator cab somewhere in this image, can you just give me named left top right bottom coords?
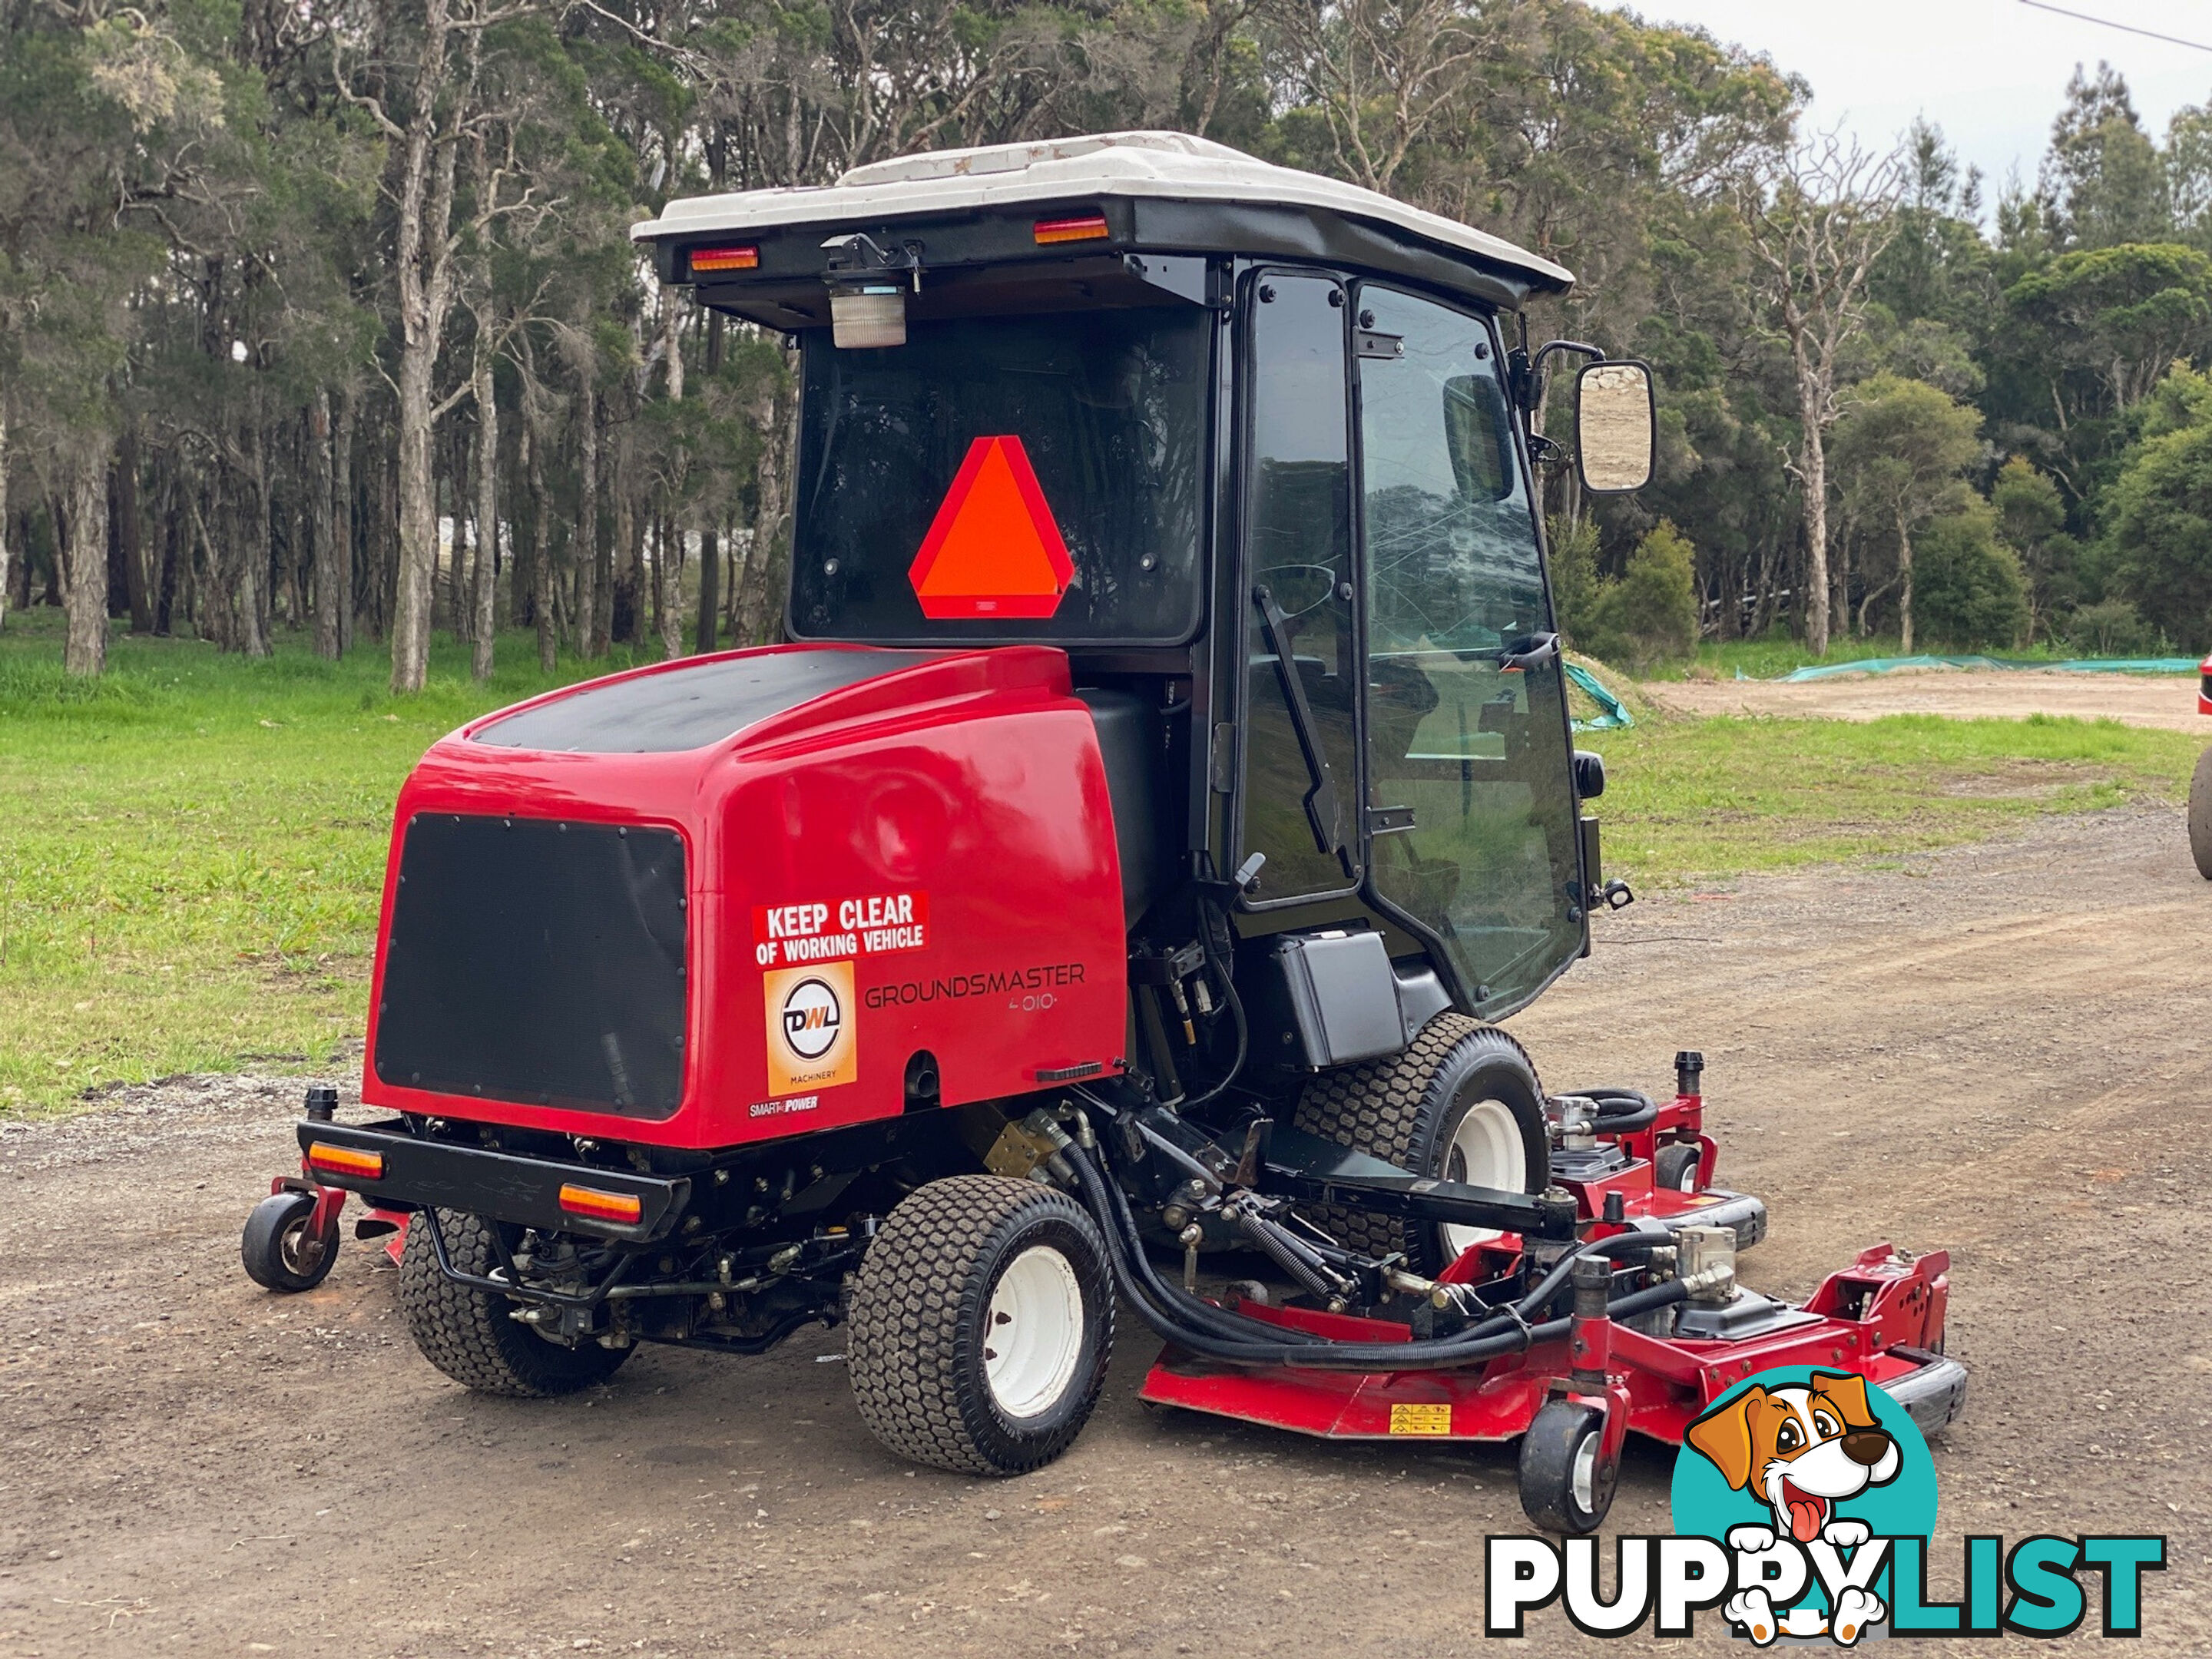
left=637, top=130, right=1650, bottom=1075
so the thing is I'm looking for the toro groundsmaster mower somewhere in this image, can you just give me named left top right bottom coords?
left=241, top=131, right=1965, bottom=1531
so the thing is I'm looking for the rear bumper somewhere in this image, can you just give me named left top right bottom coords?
left=295, top=1121, right=689, bottom=1244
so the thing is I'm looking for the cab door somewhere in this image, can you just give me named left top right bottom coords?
left=1232, top=269, right=1363, bottom=906
left=1353, top=284, right=1586, bottom=1015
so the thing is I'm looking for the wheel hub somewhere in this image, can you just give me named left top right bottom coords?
left=983, top=1244, right=1084, bottom=1419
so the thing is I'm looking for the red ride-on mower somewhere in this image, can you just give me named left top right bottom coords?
left=242, top=131, right=1965, bottom=1529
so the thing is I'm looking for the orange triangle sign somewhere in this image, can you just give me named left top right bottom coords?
left=907, top=435, right=1075, bottom=619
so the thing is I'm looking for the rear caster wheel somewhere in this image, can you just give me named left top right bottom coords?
left=2191, top=747, right=2212, bottom=879
left=1654, top=1142, right=1701, bottom=1194
left=241, top=1191, right=337, bottom=1293
left=398, top=1210, right=630, bottom=1396
left=847, top=1175, right=1114, bottom=1476
left=1518, top=1400, right=1617, bottom=1534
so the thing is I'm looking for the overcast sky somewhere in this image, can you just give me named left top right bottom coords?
left=1607, top=1, right=2212, bottom=207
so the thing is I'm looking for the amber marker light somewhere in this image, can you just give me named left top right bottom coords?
left=1033, top=214, right=1110, bottom=245
left=689, top=245, right=760, bottom=273
left=559, top=1184, right=644, bottom=1225
left=307, top=1143, right=384, bottom=1180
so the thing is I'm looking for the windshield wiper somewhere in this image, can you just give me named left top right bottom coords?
left=1251, top=584, right=1349, bottom=871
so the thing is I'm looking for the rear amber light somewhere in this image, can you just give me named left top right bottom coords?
left=1034, top=214, right=1109, bottom=245
left=559, top=1184, right=644, bottom=1225
left=690, top=244, right=760, bottom=273
left=307, top=1143, right=384, bottom=1180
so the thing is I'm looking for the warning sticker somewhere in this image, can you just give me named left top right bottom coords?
left=753, top=892, right=929, bottom=968
left=763, top=961, right=856, bottom=1096
left=1387, top=1402, right=1452, bottom=1436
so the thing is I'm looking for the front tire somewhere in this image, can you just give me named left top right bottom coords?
left=398, top=1210, right=630, bottom=1397
left=2190, top=746, right=2212, bottom=879
left=1293, top=1015, right=1551, bottom=1273
left=846, top=1175, right=1114, bottom=1476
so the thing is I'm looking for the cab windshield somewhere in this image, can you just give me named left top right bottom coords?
left=789, top=306, right=1210, bottom=643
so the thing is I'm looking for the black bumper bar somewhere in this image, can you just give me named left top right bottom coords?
left=294, top=1120, right=689, bottom=1243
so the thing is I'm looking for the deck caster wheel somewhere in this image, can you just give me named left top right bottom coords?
left=2190, top=747, right=2212, bottom=879
left=1518, top=1400, right=1618, bottom=1534
left=241, top=1191, right=337, bottom=1293
left=1654, top=1142, right=1700, bottom=1193
left=847, top=1175, right=1114, bottom=1476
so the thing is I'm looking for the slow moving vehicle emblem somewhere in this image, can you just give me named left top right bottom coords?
left=907, top=435, right=1075, bottom=618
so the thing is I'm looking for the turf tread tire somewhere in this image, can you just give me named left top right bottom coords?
left=1292, top=1015, right=1548, bottom=1270
left=399, top=1210, right=629, bottom=1397
left=2191, top=746, right=2212, bottom=880
left=846, top=1175, right=1113, bottom=1478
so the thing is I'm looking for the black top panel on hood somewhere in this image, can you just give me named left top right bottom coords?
left=472, top=649, right=939, bottom=754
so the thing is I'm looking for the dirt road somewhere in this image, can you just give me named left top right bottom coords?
left=1645, top=667, right=2204, bottom=730
left=5, top=808, right=2210, bottom=1656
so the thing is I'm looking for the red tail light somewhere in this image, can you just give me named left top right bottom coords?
left=690, top=245, right=760, bottom=273
left=1033, top=214, right=1109, bottom=245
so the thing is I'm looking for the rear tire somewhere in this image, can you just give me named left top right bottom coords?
left=241, top=1191, right=337, bottom=1293
left=1293, top=1015, right=1550, bottom=1273
left=2190, top=746, right=2212, bottom=879
left=1518, top=1399, right=1616, bottom=1534
left=398, top=1209, right=630, bottom=1397
left=846, top=1175, right=1114, bottom=1476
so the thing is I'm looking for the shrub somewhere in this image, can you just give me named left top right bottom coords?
left=2065, top=598, right=2166, bottom=655
left=1581, top=520, right=1700, bottom=669
left=1913, top=500, right=2029, bottom=650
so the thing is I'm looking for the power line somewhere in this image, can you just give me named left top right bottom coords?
left=2017, top=0, right=2212, bottom=54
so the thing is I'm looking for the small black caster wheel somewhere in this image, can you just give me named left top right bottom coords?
left=1654, top=1142, right=1701, bottom=1193
left=242, top=1191, right=337, bottom=1293
left=1518, top=1399, right=1618, bottom=1533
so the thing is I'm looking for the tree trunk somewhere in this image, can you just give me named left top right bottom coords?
left=611, top=422, right=637, bottom=645
left=1897, top=510, right=1915, bottom=654
left=243, top=426, right=273, bottom=657
left=575, top=390, right=600, bottom=656
left=527, top=420, right=554, bottom=674
left=312, top=391, right=341, bottom=659
left=60, top=444, right=111, bottom=675
left=155, top=464, right=180, bottom=636
left=117, top=426, right=150, bottom=631
left=472, top=353, right=498, bottom=680
left=334, top=392, right=356, bottom=654
left=657, top=517, right=684, bottom=660
left=1796, top=373, right=1832, bottom=657
left=0, top=408, right=10, bottom=635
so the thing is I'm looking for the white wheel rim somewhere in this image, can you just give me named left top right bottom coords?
left=1439, top=1098, right=1526, bottom=1257
left=983, top=1244, right=1086, bottom=1419
left=1571, top=1430, right=1598, bottom=1515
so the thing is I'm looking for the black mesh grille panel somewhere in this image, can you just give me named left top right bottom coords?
left=373, top=814, right=688, bottom=1116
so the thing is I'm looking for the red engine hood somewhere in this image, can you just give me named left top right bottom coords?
left=363, top=644, right=1131, bottom=1148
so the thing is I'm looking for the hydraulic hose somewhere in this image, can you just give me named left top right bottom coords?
left=1574, top=1086, right=1659, bottom=1134
left=1061, top=1139, right=1685, bottom=1373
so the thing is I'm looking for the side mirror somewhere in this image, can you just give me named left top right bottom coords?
left=1574, top=360, right=1655, bottom=494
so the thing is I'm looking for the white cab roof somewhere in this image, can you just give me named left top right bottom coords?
left=632, top=130, right=1574, bottom=295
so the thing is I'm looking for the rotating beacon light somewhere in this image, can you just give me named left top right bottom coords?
left=822, top=231, right=922, bottom=349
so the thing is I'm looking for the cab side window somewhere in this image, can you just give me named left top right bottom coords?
left=1237, top=271, right=1361, bottom=901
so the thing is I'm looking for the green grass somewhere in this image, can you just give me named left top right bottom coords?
left=1635, top=632, right=2095, bottom=683
left=0, top=609, right=668, bottom=1118
left=1580, top=709, right=2197, bottom=886
left=1, top=609, right=2198, bottom=1118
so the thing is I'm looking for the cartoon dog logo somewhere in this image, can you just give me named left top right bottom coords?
left=1685, top=1371, right=1902, bottom=1645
